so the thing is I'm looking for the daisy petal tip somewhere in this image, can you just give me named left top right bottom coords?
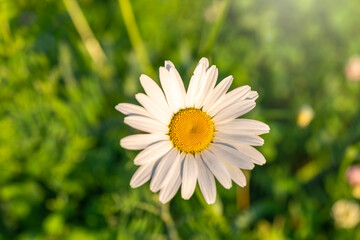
left=247, top=91, right=259, bottom=101
left=262, top=125, right=270, bottom=133
left=181, top=186, right=196, bottom=200
left=134, top=93, right=146, bottom=103
left=164, top=60, right=175, bottom=71
left=258, top=157, right=267, bottom=165
left=206, top=198, right=216, bottom=205
left=222, top=75, right=233, bottom=81
left=181, top=194, right=191, bottom=200
left=119, top=138, right=125, bottom=148
left=149, top=177, right=163, bottom=192
left=149, top=186, right=159, bottom=193
left=115, top=103, right=124, bottom=113
left=252, top=159, right=266, bottom=166
left=224, top=182, right=232, bottom=189
left=139, top=73, right=147, bottom=79
left=129, top=181, right=138, bottom=189
left=119, top=136, right=140, bottom=150
left=159, top=197, right=169, bottom=204
left=139, top=74, right=151, bottom=84
left=136, top=92, right=146, bottom=97
left=133, top=154, right=144, bottom=166
left=209, top=65, right=216, bottom=71
left=199, top=57, right=209, bottom=66
left=130, top=171, right=148, bottom=188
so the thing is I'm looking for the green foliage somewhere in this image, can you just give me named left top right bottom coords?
left=1, top=0, right=360, bottom=239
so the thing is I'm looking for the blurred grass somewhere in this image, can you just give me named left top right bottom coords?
left=63, top=0, right=107, bottom=66
left=1, top=0, right=360, bottom=239
left=118, top=0, right=155, bottom=78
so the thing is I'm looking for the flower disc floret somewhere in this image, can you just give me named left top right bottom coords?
left=168, top=108, right=214, bottom=154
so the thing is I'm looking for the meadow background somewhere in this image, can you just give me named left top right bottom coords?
left=1, top=0, right=360, bottom=239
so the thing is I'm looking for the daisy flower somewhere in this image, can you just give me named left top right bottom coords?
left=116, top=58, right=269, bottom=204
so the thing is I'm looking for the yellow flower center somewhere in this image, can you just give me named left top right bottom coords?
left=168, top=108, right=215, bottom=154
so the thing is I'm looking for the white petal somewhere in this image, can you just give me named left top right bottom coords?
left=124, top=115, right=168, bottom=133
left=216, top=126, right=269, bottom=136
left=212, top=100, right=256, bottom=124
left=181, top=155, right=198, bottom=199
left=246, top=91, right=259, bottom=100
left=186, top=60, right=207, bottom=107
left=150, top=149, right=179, bottom=192
left=226, top=85, right=252, bottom=100
left=201, top=150, right=232, bottom=189
left=196, top=154, right=216, bottom=204
left=222, top=161, right=247, bottom=187
left=170, top=68, right=186, bottom=108
left=209, top=143, right=254, bottom=170
left=130, top=160, right=159, bottom=188
left=159, top=66, right=184, bottom=112
left=216, top=119, right=270, bottom=135
left=194, top=66, right=218, bottom=108
left=202, top=76, right=233, bottom=112
left=165, top=61, right=187, bottom=102
left=134, top=141, right=173, bottom=165
left=120, top=134, right=169, bottom=150
left=214, top=132, right=264, bottom=146
left=159, top=159, right=181, bottom=203
left=159, top=154, right=185, bottom=203
left=139, top=74, right=172, bottom=114
left=233, top=144, right=266, bottom=165
left=198, top=57, right=209, bottom=69
left=115, top=103, right=150, bottom=117
left=135, top=93, right=171, bottom=125
left=207, top=85, right=250, bottom=116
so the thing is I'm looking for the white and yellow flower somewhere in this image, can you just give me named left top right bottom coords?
left=116, top=58, right=269, bottom=204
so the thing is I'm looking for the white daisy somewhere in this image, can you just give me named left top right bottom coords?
left=116, top=58, right=269, bottom=204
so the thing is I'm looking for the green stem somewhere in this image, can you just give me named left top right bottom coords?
left=198, top=0, right=231, bottom=57
left=160, top=203, right=180, bottom=240
left=118, top=0, right=155, bottom=78
left=185, top=0, right=231, bottom=78
left=62, top=0, right=107, bottom=66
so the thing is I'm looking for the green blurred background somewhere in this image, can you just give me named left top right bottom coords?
left=1, top=0, right=360, bottom=239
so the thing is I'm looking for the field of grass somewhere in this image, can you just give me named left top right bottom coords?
left=1, top=0, right=360, bottom=239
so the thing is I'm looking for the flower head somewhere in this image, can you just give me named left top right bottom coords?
left=347, top=165, right=360, bottom=199
left=297, top=105, right=314, bottom=128
left=116, top=58, right=269, bottom=204
left=332, top=199, right=360, bottom=229
left=345, top=55, right=360, bottom=82
left=347, top=165, right=360, bottom=187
